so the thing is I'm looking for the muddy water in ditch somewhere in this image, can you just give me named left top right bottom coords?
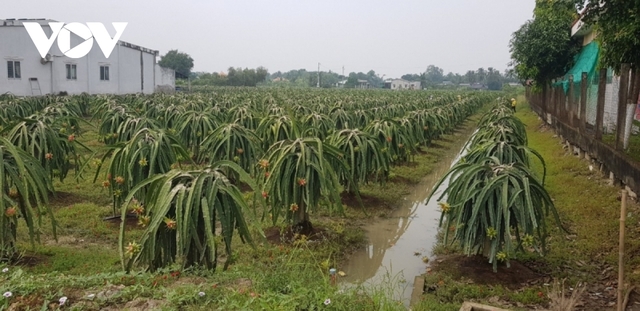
left=341, top=129, right=473, bottom=304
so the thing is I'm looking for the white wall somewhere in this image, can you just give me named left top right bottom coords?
left=155, top=64, right=175, bottom=93
left=0, top=25, right=52, bottom=95
left=0, top=20, right=169, bottom=96
left=390, top=79, right=420, bottom=90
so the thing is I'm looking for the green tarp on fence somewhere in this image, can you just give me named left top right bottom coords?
left=556, top=41, right=599, bottom=93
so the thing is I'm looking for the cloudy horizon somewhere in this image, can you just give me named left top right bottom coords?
left=4, top=0, right=536, bottom=78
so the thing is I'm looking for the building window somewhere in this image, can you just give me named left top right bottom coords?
left=100, top=65, right=110, bottom=81
left=66, top=64, right=77, bottom=80
left=7, top=61, right=21, bottom=79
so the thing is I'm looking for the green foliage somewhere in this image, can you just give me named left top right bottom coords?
left=158, top=50, right=194, bottom=78
left=0, top=137, right=55, bottom=259
left=576, top=0, right=640, bottom=73
left=199, top=122, right=263, bottom=175
left=430, top=102, right=561, bottom=271
left=509, top=0, right=581, bottom=84
left=261, top=137, right=353, bottom=230
left=95, top=128, right=191, bottom=215
left=327, top=129, right=391, bottom=190
left=5, top=117, right=89, bottom=182
left=120, top=161, right=255, bottom=271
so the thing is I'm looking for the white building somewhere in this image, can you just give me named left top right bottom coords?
left=385, top=79, right=421, bottom=90
left=0, top=18, right=175, bottom=96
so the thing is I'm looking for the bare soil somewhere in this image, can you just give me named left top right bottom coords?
left=431, top=254, right=544, bottom=289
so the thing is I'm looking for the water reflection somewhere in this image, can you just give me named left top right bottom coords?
left=341, top=133, right=472, bottom=304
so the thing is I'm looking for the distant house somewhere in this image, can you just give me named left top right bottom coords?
left=335, top=79, right=347, bottom=88
left=440, top=81, right=454, bottom=86
left=356, top=79, right=370, bottom=89
left=271, top=77, right=289, bottom=82
left=384, top=79, right=421, bottom=90
left=459, top=83, right=471, bottom=87
left=469, top=83, right=487, bottom=90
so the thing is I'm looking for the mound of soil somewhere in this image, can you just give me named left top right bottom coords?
left=432, top=254, right=544, bottom=289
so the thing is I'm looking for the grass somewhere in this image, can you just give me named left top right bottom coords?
left=602, top=132, right=640, bottom=163
left=413, top=95, right=640, bottom=310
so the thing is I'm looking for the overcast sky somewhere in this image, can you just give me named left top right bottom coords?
left=5, top=0, right=535, bottom=78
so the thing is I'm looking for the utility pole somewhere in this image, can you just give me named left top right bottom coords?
left=317, top=63, right=321, bottom=88
left=342, top=66, right=344, bottom=77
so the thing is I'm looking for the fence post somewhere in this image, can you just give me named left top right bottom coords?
left=595, top=68, right=607, bottom=141
left=580, top=72, right=588, bottom=133
left=550, top=81, right=556, bottom=125
left=568, top=75, right=575, bottom=127
left=616, top=64, right=630, bottom=150
left=543, top=83, right=549, bottom=117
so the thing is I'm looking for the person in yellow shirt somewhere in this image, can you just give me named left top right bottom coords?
left=511, top=98, right=517, bottom=112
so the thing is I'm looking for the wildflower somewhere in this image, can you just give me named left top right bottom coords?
left=290, top=203, right=299, bottom=212
left=115, top=176, right=125, bottom=185
left=3, top=291, right=12, bottom=298
left=45, top=153, right=53, bottom=160
left=125, top=242, right=141, bottom=258
left=139, top=158, right=148, bottom=167
left=264, top=172, right=270, bottom=178
left=68, top=134, right=75, bottom=142
left=102, top=180, right=110, bottom=188
left=233, top=156, right=240, bottom=162
left=262, top=191, right=268, bottom=199
left=8, top=188, right=18, bottom=198
left=496, top=251, right=507, bottom=262
left=386, top=136, right=392, bottom=142
left=250, top=292, right=258, bottom=298
left=236, top=148, right=244, bottom=154
left=164, top=217, right=177, bottom=230
left=438, top=202, right=450, bottom=213
left=5, top=207, right=16, bottom=218
left=398, top=143, right=404, bottom=149
left=113, top=189, right=122, bottom=197
left=324, top=298, right=331, bottom=305
left=107, top=173, right=112, bottom=180
left=259, top=159, right=269, bottom=169
left=297, top=178, right=307, bottom=187
left=198, top=292, right=205, bottom=297
left=59, top=296, right=68, bottom=305
left=2, top=268, right=8, bottom=273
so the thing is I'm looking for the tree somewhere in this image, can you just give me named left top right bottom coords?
left=486, top=67, right=503, bottom=90
left=158, top=50, right=194, bottom=78
left=464, top=70, right=477, bottom=84
left=509, top=0, right=580, bottom=85
left=424, top=65, right=444, bottom=86
left=575, top=0, right=640, bottom=102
